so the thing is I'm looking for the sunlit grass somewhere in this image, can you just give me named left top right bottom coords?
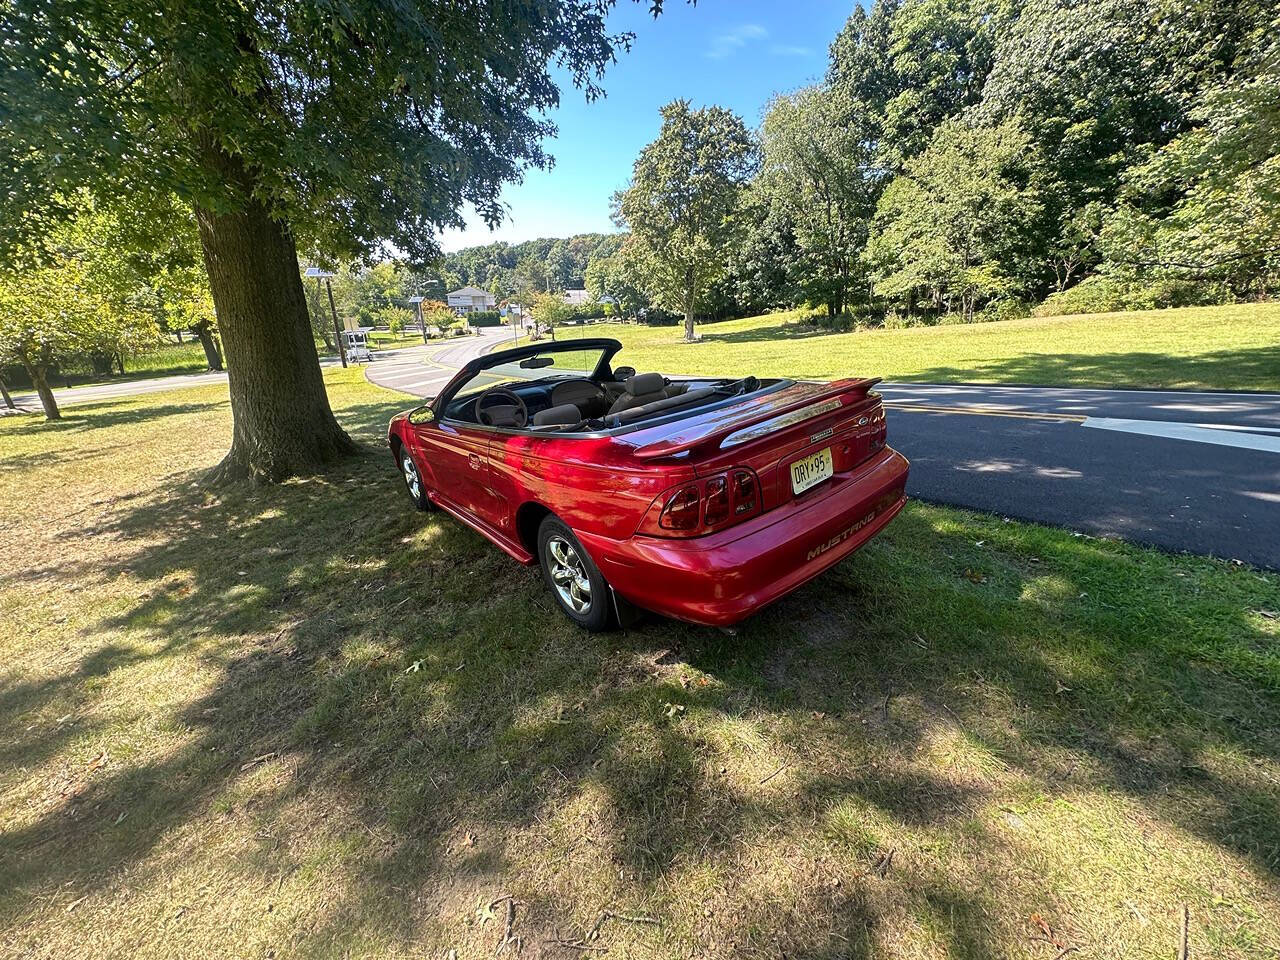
left=1, top=368, right=1277, bottom=958
left=583, top=301, right=1280, bottom=391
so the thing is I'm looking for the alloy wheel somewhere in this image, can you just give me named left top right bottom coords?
left=546, top=535, right=592, bottom=614
left=401, top=453, right=421, bottom=500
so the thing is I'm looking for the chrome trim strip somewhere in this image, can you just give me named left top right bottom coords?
left=721, top=398, right=845, bottom=448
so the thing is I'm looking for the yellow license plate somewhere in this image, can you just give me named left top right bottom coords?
left=791, top=447, right=833, bottom=495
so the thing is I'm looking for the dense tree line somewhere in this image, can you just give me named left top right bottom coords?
left=451, top=0, right=1279, bottom=335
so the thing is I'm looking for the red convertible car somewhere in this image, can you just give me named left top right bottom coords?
left=388, top=338, right=908, bottom=630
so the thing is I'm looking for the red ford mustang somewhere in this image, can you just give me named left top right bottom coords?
left=388, top=337, right=908, bottom=630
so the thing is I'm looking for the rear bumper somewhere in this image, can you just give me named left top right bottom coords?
left=577, top=447, right=909, bottom=627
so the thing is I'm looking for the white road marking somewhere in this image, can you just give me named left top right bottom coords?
left=1082, top=417, right=1280, bottom=454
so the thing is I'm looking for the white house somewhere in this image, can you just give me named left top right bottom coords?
left=447, top=286, right=496, bottom=315
left=562, top=288, right=592, bottom=307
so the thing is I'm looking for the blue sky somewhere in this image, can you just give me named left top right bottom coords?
left=438, top=0, right=854, bottom=251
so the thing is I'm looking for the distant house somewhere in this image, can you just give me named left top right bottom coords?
left=447, top=286, right=497, bottom=315
left=562, top=288, right=593, bottom=307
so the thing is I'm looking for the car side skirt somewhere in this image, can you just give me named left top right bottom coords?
left=430, top=492, right=536, bottom=565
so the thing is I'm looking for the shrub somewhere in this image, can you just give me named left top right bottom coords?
left=468, top=310, right=501, bottom=326
left=975, top=298, right=1032, bottom=323
left=372, top=305, right=413, bottom=336
left=1033, top=276, right=1130, bottom=316
left=1033, top=276, right=1233, bottom=317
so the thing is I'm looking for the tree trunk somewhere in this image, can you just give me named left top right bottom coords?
left=0, top=376, right=14, bottom=410
left=194, top=321, right=224, bottom=371
left=194, top=193, right=356, bottom=485
left=23, top=362, right=60, bottom=420
left=90, top=352, right=114, bottom=377
left=683, top=268, right=696, bottom=342
left=117, top=353, right=125, bottom=375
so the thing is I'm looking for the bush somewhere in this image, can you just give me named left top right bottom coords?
left=371, top=305, right=413, bottom=336
left=1033, top=275, right=1232, bottom=317
left=975, top=298, right=1032, bottom=323
left=468, top=310, right=501, bottom=326
left=1033, top=276, right=1130, bottom=316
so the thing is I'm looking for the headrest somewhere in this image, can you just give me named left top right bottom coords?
left=532, top=403, right=582, bottom=427
left=625, top=372, right=666, bottom=396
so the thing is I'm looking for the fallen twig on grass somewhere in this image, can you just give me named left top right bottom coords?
left=545, top=928, right=607, bottom=953
left=239, top=751, right=277, bottom=771
left=495, top=896, right=517, bottom=956
left=587, top=908, right=661, bottom=941
left=942, top=703, right=966, bottom=733
left=759, top=763, right=788, bottom=785
left=872, top=848, right=895, bottom=877
left=1179, top=903, right=1189, bottom=960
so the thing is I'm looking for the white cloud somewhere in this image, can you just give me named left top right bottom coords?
left=706, top=23, right=768, bottom=60
left=769, top=44, right=813, bottom=57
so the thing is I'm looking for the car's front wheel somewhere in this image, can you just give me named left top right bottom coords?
left=398, top=446, right=433, bottom=511
left=537, top=516, right=613, bottom=632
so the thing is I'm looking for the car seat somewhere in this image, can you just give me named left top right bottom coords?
left=607, top=372, right=669, bottom=415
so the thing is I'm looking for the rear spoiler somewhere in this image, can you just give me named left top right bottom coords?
left=631, top=378, right=881, bottom=460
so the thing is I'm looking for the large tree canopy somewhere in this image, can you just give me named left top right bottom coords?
left=758, top=85, right=879, bottom=318
left=615, top=100, right=757, bottom=341
left=1, top=0, right=668, bottom=481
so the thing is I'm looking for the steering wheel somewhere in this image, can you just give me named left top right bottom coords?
left=477, top=386, right=528, bottom=428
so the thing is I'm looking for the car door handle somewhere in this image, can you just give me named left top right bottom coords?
left=468, top=453, right=483, bottom=470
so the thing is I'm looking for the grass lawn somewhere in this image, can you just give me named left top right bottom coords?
left=582, top=302, right=1280, bottom=392
left=123, top=340, right=214, bottom=378
left=368, top=331, right=423, bottom=350
left=1, top=370, right=1278, bottom=959
left=16, top=342, right=214, bottom=393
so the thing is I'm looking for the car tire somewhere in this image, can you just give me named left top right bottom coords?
left=537, top=516, right=614, bottom=632
left=397, top=445, right=434, bottom=512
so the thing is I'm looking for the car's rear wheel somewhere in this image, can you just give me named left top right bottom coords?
left=398, top=446, right=433, bottom=511
left=537, top=516, right=613, bottom=632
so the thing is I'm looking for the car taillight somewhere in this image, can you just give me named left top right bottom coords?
left=659, top=484, right=702, bottom=531
left=732, top=469, right=756, bottom=515
left=645, top=467, right=762, bottom=538
left=703, top=476, right=730, bottom=525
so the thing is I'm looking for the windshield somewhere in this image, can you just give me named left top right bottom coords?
left=450, top=345, right=611, bottom=404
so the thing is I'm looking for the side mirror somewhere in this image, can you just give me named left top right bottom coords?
left=614, top=365, right=636, bottom=381
left=408, top=402, right=436, bottom=425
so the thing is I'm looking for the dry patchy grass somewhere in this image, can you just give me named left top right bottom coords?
left=1, top=368, right=1278, bottom=959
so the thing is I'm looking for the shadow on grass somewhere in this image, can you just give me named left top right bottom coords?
left=1, top=403, right=1277, bottom=955
left=0, top=400, right=227, bottom=439
left=698, top=318, right=837, bottom=346
left=907, top=343, right=1280, bottom=392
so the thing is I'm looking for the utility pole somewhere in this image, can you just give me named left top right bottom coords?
left=410, top=296, right=426, bottom=345
left=325, top=278, right=346, bottom=369
left=305, top=267, right=346, bottom=368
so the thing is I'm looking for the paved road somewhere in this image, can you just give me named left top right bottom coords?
left=4, top=369, right=233, bottom=414
left=363, top=328, right=511, bottom=399
left=366, top=345, right=1280, bottom=569
left=879, top=384, right=1280, bottom=569
left=3, top=354, right=350, bottom=415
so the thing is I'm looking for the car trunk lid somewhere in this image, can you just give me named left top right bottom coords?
left=628, top=379, right=887, bottom=512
